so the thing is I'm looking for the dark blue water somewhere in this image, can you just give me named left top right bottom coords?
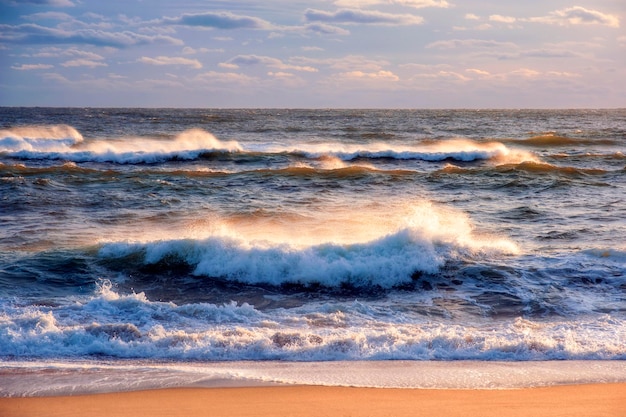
left=1, top=108, right=625, bottom=367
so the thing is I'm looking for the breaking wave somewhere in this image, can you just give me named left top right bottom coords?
left=1, top=125, right=537, bottom=165
left=98, top=201, right=519, bottom=289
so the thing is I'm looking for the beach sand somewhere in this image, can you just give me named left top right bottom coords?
left=1, top=383, right=624, bottom=417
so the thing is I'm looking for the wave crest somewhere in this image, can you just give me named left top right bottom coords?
left=1, top=126, right=242, bottom=163
left=99, top=201, right=519, bottom=288
left=0, top=125, right=83, bottom=152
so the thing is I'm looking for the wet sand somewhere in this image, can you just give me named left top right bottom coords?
left=2, top=383, right=625, bottom=417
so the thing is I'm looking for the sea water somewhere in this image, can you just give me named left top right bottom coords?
left=1, top=108, right=625, bottom=395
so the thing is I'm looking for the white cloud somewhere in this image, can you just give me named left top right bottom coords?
left=162, top=12, right=274, bottom=30
left=527, top=7, right=619, bottom=28
left=22, top=12, right=73, bottom=21
left=465, top=14, right=480, bottom=21
left=304, top=23, right=350, bottom=36
left=223, top=55, right=318, bottom=72
left=489, top=15, right=516, bottom=24
left=465, top=68, right=490, bottom=76
left=0, top=23, right=183, bottom=47
left=426, top=39, right=517, bottom=50
left=61, top=58, right=107, bottom=68
left=411, top=70, right=469, bottom=82
left=182, top=46, right=222, bottom=55
left=138, top=56, right=202, bottom=69
left=340, top=70, right=399, bottom=81
left=509, top=68, right=541, bottom=78
left=9, top=0, right=74, bottom=6
left=293, top=55, right=389, bottom=72
left=305, top=8, right=424, bottom=26
left=11, top=63, right=54, bottom=70
left=196, top=71, right=258, bottom=85
left=268, top=71, right=294, bottom=78
left=334, top=0, right=449, bottom=8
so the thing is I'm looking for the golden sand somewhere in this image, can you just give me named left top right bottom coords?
left=1, top=383, right=625, bottom=417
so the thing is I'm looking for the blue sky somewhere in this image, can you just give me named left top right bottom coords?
left=1, top=0, right=624, bottom=107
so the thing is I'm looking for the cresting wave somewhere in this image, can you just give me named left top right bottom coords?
left=1, top=125, right=537, bottom=164
left=99, top=200, right=520, bottom=288
left=0, top=127, right=241, bottom=163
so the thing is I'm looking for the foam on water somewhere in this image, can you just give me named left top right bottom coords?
left=1, top=281, right=624, bottom=363
left=1, top=127, right=241, bottom=163
left=2, top=360, right=626, bottom=396
left=0, top=125, right=83, bottom=151
left=98, top=200, right=520, bottom=288
left=1, top=125, right=537, bottom=165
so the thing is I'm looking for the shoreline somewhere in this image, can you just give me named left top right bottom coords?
left=2, top=360, right=626, bottom=397
left=2, top=383, right=625, bottom=417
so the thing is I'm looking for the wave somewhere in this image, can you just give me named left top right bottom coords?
left=433, top=161, right=611, bottom=177
left=98, top=201, right=519, bottom=289
left=2, top=125, right=537, bottom=165
left=1, top=281, right=624, bottom=362
left=275, top=138, right=536, bottom=164
left=1, top=127, right=241, bottom=164
left=0, top=125, right=84, bottom=149
left=507, top=134, right=618, bottom=147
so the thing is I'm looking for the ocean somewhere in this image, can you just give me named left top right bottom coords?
left=1, top=108, right=625, bottom=395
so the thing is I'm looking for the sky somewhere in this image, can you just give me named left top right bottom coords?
left=1, top=0, right=624, bottom=108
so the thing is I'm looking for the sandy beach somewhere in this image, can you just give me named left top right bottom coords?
left=2, top=383, right=625, bottom=417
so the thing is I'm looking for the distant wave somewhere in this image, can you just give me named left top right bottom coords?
left=433, top=161, right=612, bottom=177
left=273, top=138, right=536, bottom=164
left=506, top=134, right=618, bottom=147
left=1, top=125, right=537, bottom=165
left=0, top=127, right=241, bottom=164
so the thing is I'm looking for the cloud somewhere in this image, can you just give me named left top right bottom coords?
left=4, top=0, right=74, bottom=6
left=162, top=12, right=273, bottom=30
left=196, top=71, right=258, bottom=85
left=22, top=12, right=74, bottom=21
left=489, top=15, right=516, bottom=24
left=465, top=14, right=480, bottom=21
left=31, top=47, right=105, bottom=60
left=223, top=55, right=318, bottom=72
left=11, top=63, right=54, bottom=70
left=292, top=55, right=389, bottom=73
left=339, top=70, right=399, bottom=81
left=138, top=56, right=203, bottom=69
left=465, top=68, right=490, bottom=76
left=527, top=7, right=619, bottom=28
left=392, top=0, right=449, bottom=8
left=182, top=46, right=223, bottom=54
left=334, top=0, right=449, bottom=8
left=305, top=8, right=424, bottom=26
left=426, top=39, right=517, bottom=49
left=304, top=23, right=350, bottom=36
left=61, top=58, right=107, bottom=68
left=410, top=70, right=469, bottom=82
left=0, top=23, right=183, bottom=47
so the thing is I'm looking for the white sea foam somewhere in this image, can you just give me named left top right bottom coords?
left=1, top=125, right=536, bottom=164
left=2, top=360, right=626, bottom=396
left=0, top=125, right=83, bottom=152
left=98, top=200, right=519, bottom=288
left=1, top=127, right=241, bottom=163
left=0, top=282, right=624, bottom=365
left=252, top=138, right=538, bottom=164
